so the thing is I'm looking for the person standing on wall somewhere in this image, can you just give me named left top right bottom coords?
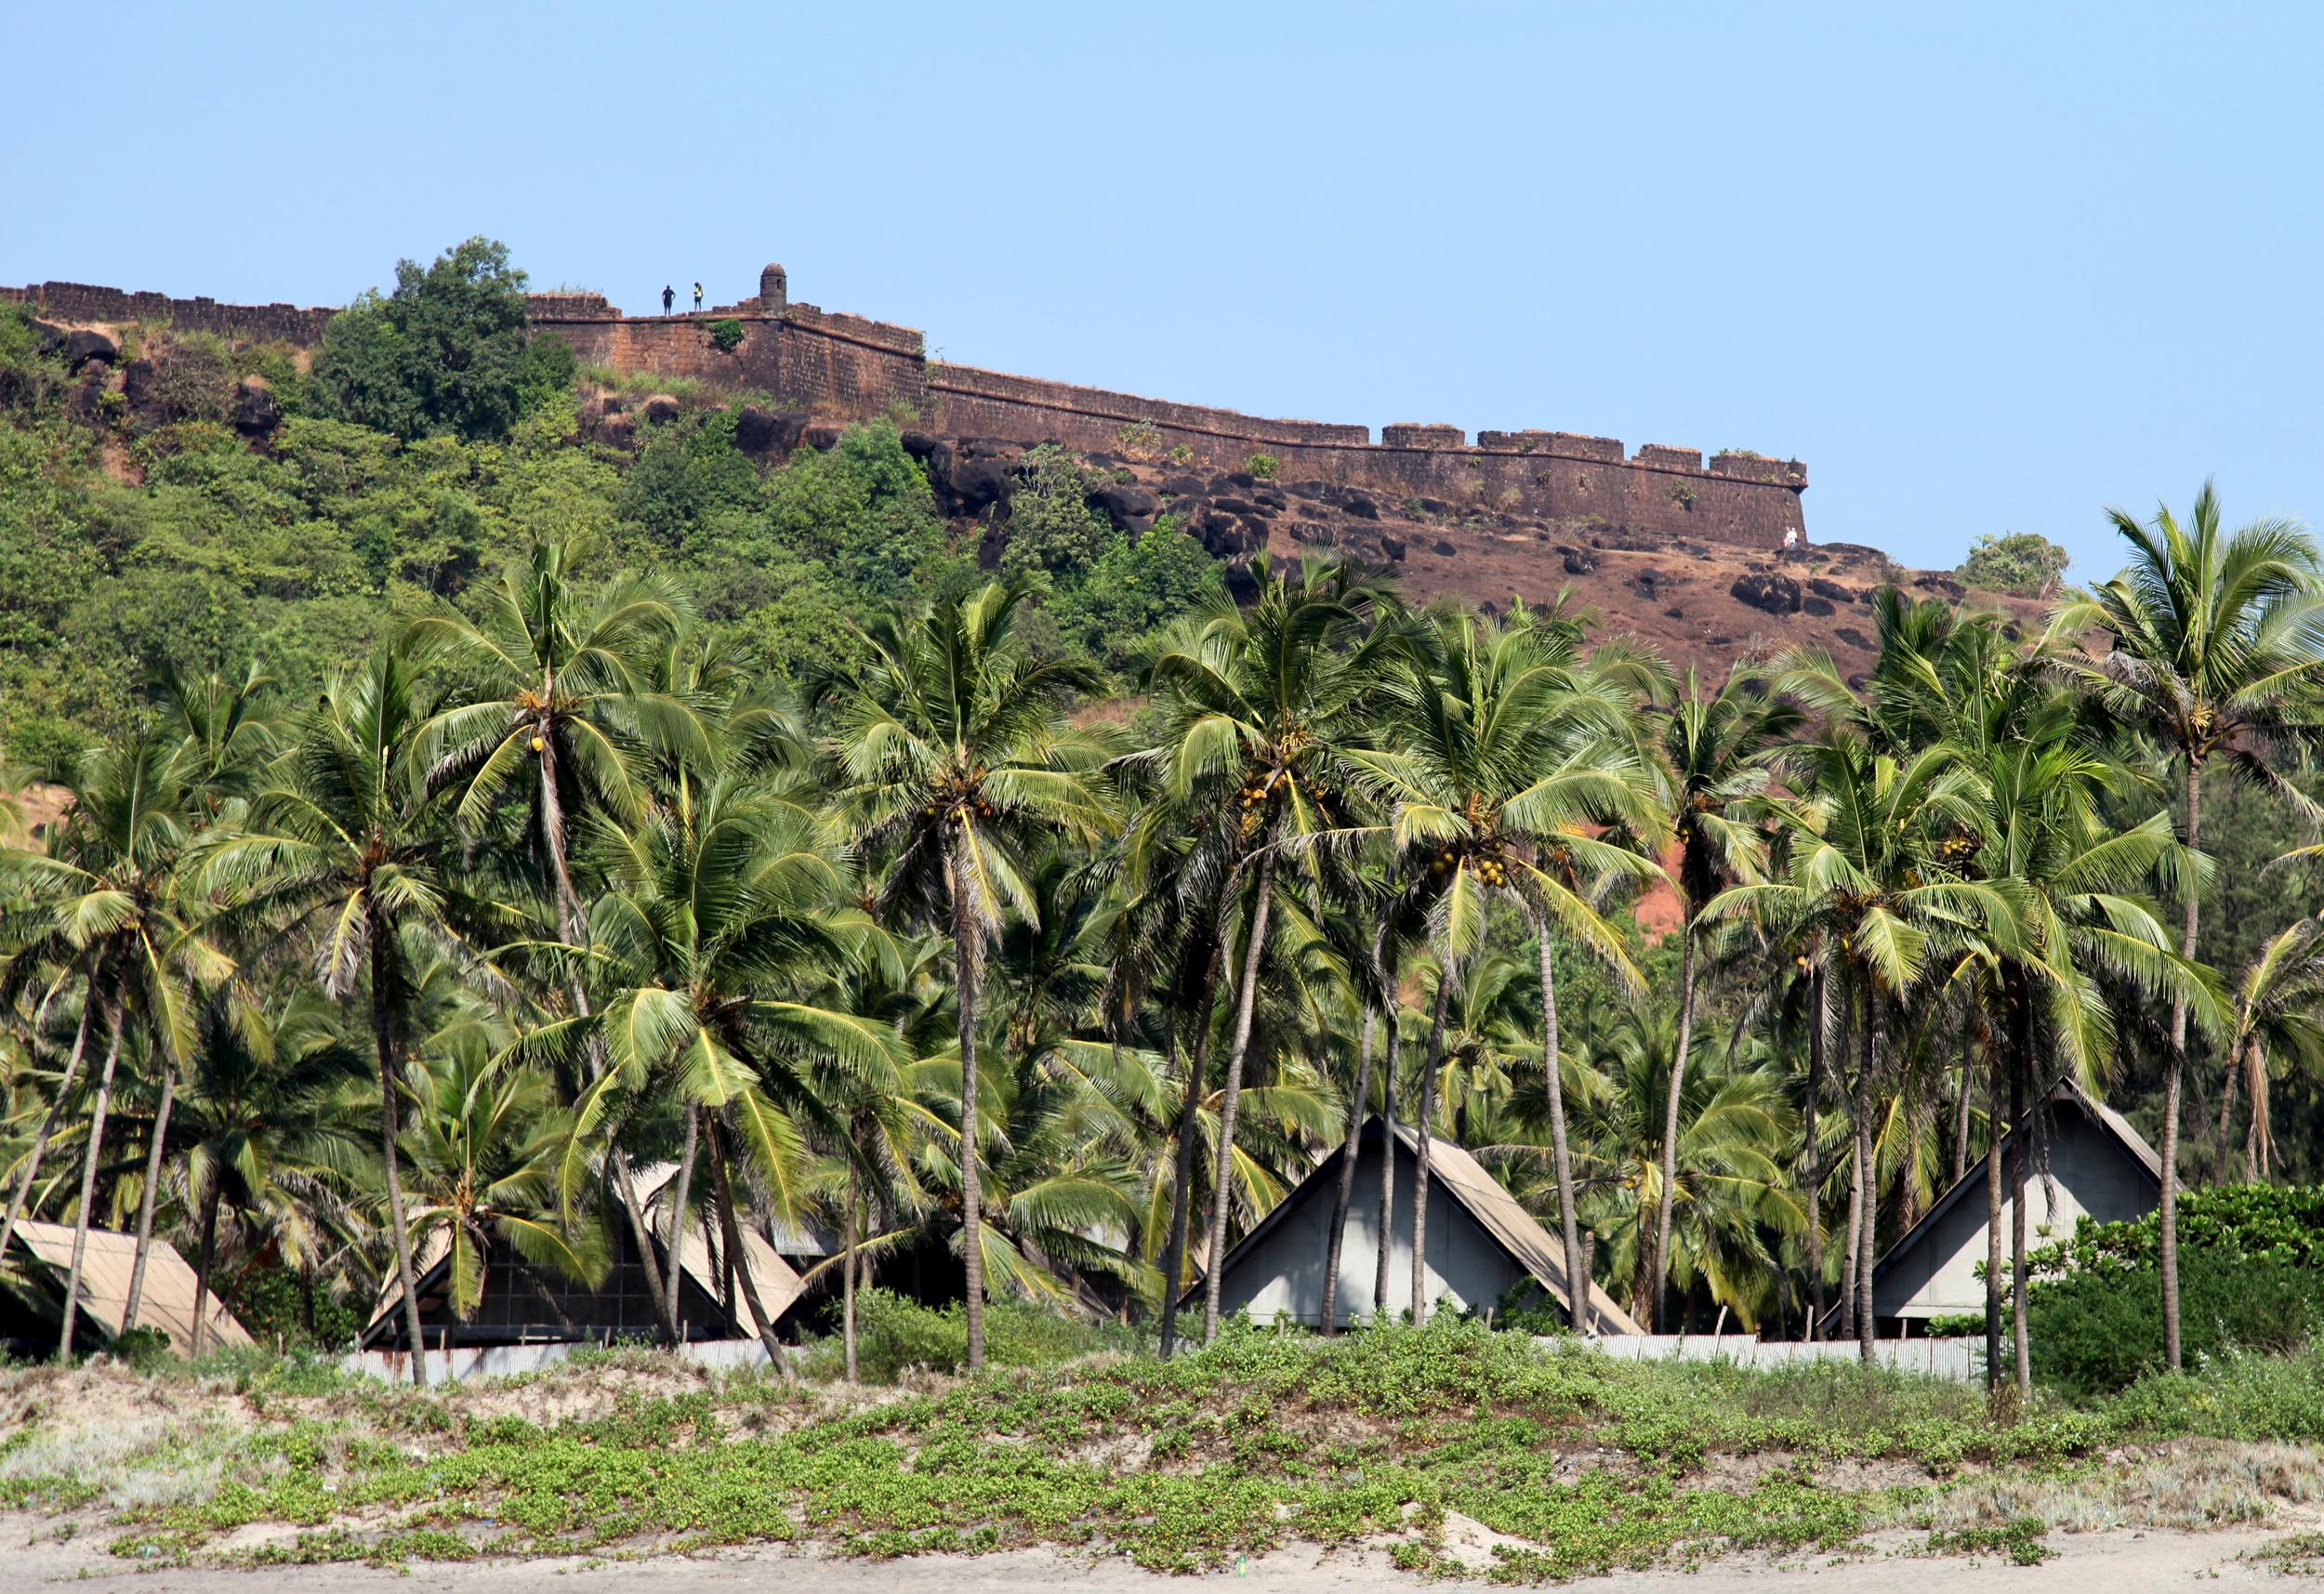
left=662, top=284, right=675, bottom=315
left=693, top=282, right=704, bottom=312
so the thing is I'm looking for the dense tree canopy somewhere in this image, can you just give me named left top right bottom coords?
left=3, top=248, right=2322, bottom=1400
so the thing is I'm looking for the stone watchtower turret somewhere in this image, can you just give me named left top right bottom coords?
left=758, top=263, right=787, bottom=314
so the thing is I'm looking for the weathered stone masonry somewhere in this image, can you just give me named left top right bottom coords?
left=5, top=259, right=1808, bottom=548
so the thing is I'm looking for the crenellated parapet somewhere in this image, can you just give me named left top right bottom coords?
left=6, top=258, right=1808, bottom=548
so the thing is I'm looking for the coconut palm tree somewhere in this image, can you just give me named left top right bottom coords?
left=1644, top=665, right=1800, bottom=1330
left=574, top=772, right=900, bottom=1364
left=407, top=539, right=716, bottom=1322
left=1134, top=558, right=1400, bottom=1342
left=391, top=993, right=603, bottom=1327
left=164, top=989, right=370, bottom=1354
left=2053, top=484, right=2324, bottom=1368
left=1343, top=605, right=1659, bottom=1325
left=199, top=647, right=490, bottom=1385
left=1963, top=702, right=2219, bottom=1391
left=0, top=730, right=223, bottom=1354
left=1499, top=1004, right=1800, bottom=1331
left=826, top=576, right=1113, bottom=1372
left=153, top=659, right=280, bottom=816
left=1702, top=727, right=1997, bottom=1361
left=799, top=928, right=951, bottom=1380
left=2211, top=916, right=2324, bottom=1182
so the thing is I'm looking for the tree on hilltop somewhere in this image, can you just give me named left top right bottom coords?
left=312, top=237, right=573, bottom=443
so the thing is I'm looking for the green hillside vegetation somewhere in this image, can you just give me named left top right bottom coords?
left=0, top=240, right=1221, bottom=771
left=3, top=239, right=2324, bottom=1461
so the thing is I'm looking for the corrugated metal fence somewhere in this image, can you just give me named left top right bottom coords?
left=1561, top=1334, right=1980, bottom=1379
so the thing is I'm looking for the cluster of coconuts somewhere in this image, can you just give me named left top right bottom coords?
left=1431, top=846, right=1510, bottom=888
left=922, top=769, right=997, bottom=825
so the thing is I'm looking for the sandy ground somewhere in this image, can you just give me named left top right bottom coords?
left=7, top=1517, right=2319, bottom=1592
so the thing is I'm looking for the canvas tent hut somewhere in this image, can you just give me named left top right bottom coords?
left=1829, top=1080, right=2161, bottom=1337
left=359, top=1165, right=809, bottom=1350
left=0, top=1219, right=252, bottom=1358
left=1189, top=1116, right=1644, bottom=1332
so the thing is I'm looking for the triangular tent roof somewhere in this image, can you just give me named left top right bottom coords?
left=1830, top=1078, right=2160, bottom=1332
left=5, top=1219, right=252, bottom=1356
left=1189, top=1116, right=1644, bottom=1334
left=362, top=1166, right=807, bottom=1344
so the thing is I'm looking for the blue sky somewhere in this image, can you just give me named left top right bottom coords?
left=8, top=2, right=2317, bottom=576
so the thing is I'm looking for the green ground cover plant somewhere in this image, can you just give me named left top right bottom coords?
left=3, top=1320, right=2320, bottom=1580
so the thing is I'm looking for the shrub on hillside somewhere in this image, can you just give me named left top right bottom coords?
left=999, top=443, right=1108, bottom=578
left=311, top=236, right=570, bottom=442
left=1958, top=531, right=2070, bottom=598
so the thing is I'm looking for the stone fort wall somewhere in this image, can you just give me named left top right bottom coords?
left=4, top=260, right=1808, bottom=547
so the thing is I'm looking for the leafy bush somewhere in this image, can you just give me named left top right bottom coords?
left=1958, top=531, right=2070, bottom=598
left=2027, top=1256, right=2324, bottom=1398
left=2030, top=1183, right=2324, bottom=1276
left=311, top=237, right=548, bottom=442
left=222, top=1266, right=364, bottom=1351
left=1244, top=451, right=1279, bottom=480
left=1045, top=514, right=1224, bottom=671
left=708, top=319, right=746, bottom=353
left=2018, top=1188, right=2324, bottom=1396
left=802, top=1288, right=1145, bottom=1380
left=2106, top=1343, right=2324, bottom=1442
left=998, top=443, right=1108, bottom=578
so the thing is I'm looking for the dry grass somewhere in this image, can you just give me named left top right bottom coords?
left=1909, top=1441, right=2324, bottom=1535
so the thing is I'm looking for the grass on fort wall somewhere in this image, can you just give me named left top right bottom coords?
left=4, top=1312, right=2324, bottom=1579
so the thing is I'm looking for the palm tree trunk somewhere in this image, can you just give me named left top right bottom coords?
left=2009, top=1008, right=2030, bottom=1398
left=1158, top=944, right=1220, bottom=1359
left=1984, top=1035, right=2004, bottom=1393
left=2245, top=1039, right=2267, bottom=1181
left=1201, top=845, right=1279, bottom=1345
left=371, top=933, right=430, bottom=1388
left=706, top=1121, right=791, bottom=1379
left=1804, top=962, right=1826, bottom=1340
left=1854, top=979, right=1880, bottom=1364
left=2211, top=1048, right=2241, bottom=1185
left=1654, top=904, right=1699, bottom=1334
left=1408, top=966, right=1455, bottom=1327
left=191, top=1177, right=223, bottom=1358
left=537, top=711, right=588, bottom=940
left=59, top=995, right=127, bottom=1358
left=2161, top=762, right=2199, bottom=1371
left=1319, top=1004, right=1376, bottom=1337
left=842, top=1159, right=859, bottom=1383
left=609, top=1159, right=683, bottom=1346
left=1, top=976, right=96, bottom=1270
left=1839, top=1145, right=1861, bottom=1342
left=1951, top=1014, right=1976, bottom=1190
left=538, top=717, right=678, bottom=1344
left=1533, top=916, right=1589, bottom=1333
left=662, top=1107, right=700, bottom=1337
left=949, top=841, right=989, bottom=1373
left=1373, top=951, right=1403, bottom=1321
left=121, top=1062, right=178, bottom=1334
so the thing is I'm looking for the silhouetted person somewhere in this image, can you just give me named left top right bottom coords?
left=693, top=282, right=704, bottom=312
left=662, top=284, right=675, bottom=315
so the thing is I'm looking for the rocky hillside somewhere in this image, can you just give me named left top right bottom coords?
left=675, top=397, right=2046, bottom=681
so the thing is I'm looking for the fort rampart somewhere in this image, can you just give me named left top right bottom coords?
left=5, top=259, right=1807, bottom=548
